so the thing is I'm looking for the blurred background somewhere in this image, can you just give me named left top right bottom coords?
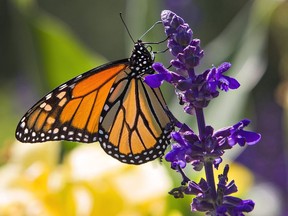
left=0, top=0, right=287, bottom=215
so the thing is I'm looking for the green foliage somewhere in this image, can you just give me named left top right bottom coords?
left=32, top=14, right=105, bottom=88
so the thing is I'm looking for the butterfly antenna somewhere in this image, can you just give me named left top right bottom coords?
left=120, top=13, right=136, bottom=43
left=139, top=21, right=162, bottom=41
left=153, top=47, right=169, bottom=55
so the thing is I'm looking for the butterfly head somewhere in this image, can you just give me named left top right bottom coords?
left=129, top=40, right=154, bottom=77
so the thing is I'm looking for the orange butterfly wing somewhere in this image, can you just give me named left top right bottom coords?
left=16, top=61, right=127, bottom=143
left=15, top=42, right=173, bottom=164
left=98, top=69, right=173, bottom=164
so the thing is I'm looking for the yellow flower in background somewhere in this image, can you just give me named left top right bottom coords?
left=0, top=141, right=172, bottom=216
left=0, top=141, right=61, bottom=215
left=65, top=145, right=172, bottom=216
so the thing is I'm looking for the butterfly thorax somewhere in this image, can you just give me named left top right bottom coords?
left=129, top=41, right=154, bottom=78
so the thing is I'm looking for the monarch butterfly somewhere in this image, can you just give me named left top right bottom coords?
left=15, top=40, right=173, bottom=164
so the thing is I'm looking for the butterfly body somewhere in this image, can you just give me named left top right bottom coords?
left=16, top=41, right=173, bottom=164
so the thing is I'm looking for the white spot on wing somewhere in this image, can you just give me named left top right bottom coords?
left=46, top=93, right=52, bottom=100
left=40, top=102, right=46, bottom=108
left=59, top=84, right=68, bottom=90
left=104, top=104, right=109, bottom=111
left=20, top=122, right=25, bottom=128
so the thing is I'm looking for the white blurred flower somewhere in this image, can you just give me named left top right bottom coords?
left=0, top=141, right=173, bottom=216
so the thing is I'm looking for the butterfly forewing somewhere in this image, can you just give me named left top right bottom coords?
left=15, top=41, right=173, bottom=164
left=15, top=61, right=127, bottom=143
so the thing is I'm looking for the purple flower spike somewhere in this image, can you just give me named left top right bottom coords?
left=148, top=12, right=238, bottom=111
left=160, top=10, right=204, bottom=69
left=149, top=10, right=261, bottom=215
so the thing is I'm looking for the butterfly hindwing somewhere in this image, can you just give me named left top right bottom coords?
left=98, top=69, right=172, bottom=164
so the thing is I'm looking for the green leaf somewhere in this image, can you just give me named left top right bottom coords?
left=31, top=14, right=106, bottom=88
